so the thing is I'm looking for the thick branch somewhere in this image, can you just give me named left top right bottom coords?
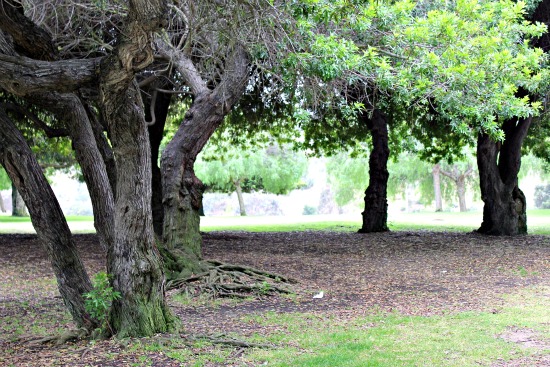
left=0, top=54, right=100, bottom=96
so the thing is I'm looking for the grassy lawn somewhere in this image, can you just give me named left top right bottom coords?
left=1, top=210, right=549, bottom=234
left=243, top=286, right=550, bottom=367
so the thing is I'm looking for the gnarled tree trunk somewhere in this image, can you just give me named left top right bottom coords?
left=0, top=108, right=96, bottom=330
left=477, top=117, right=531, bottom=235
left=159, top=45, right=249, bottom=280
left=98, top=1, right=175, bottom=337
left=359, top=109, right=390, bottom=233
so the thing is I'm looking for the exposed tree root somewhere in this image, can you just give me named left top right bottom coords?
left=180, top=333, right=274, bottom=348
left=21, top=328, right=89, bottom=346
left=166, top=260, right=297, bottom=298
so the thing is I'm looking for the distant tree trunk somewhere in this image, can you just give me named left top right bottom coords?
left=440, top=165, right=473, bottom=212
left=432, top=164, right=443, bottom=212
left=359, top=109, right=389, bottom=233
left=477, top=117, right=531, bottom=235
left=159, top=45, right=249, bottom=280
left=0, top=191, right=5, bottom=212
left=0, top=109, right=96, bottom=330
left=234, top=179, right=247, bottom=216
left=457, top=175, right=468, bottom=212
left=11, top=182, right=27, bottom=216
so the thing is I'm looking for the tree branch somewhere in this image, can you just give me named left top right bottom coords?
left=0, top=54, right=100, bottom=96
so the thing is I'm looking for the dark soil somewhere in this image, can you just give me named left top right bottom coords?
left=0, top=230, right=549, bottom=366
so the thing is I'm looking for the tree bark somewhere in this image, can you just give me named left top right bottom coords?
left=32, top=93, right=115, bottom=251
left=98, top=0, right=175, bottom=337
left=11, top=182, right=27, bottom=216
left=432, top=163, right=443, bottom=212
left=159, top=44, right=249, bottom=280
left=235, top=179, right=247, bottom=216
left=0, top=108, right=96, bottom=330
left=477, top=118, right=531, bottom=235
left=359, top=109, right=390, bottom=233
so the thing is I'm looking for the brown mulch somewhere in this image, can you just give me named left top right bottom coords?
left=0, top=230, right=549, bottom=366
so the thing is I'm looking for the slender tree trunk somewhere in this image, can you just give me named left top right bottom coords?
left=0, top=109, right=96, bottom=330
left=477, top=118, right=531, bottom=235
left=359, top=109, right=390, bottom=233
left=0, top=191, right=5, bottom=212
left=144, top=87, right=172, bottom=238
left=160, top=45, right=249, bottom=280
left=33, top=93, right=115, bottom=251
left=432, top=163, right=443, bottom=212
left=235, top=179, right=247, bottom=216
left=98, top=0, right=175, bottom=337
left=11, top=182, right=28, bottom=216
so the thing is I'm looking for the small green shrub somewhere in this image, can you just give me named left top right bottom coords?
left=303, top=205, right=317, bottom=215
left=84, top=272, right=121, bottom=335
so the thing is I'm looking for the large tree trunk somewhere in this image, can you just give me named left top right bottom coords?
left=432, top=163, right=443, bottom=212
left=0, top=109, right=96, bottom=330
left=235, top=179, right=247, bottom=216
left=477, top=118, right=531, bottom=235
left=11, top=182, right=28, bottom=216
left=98, top=1, right=175, bottom=337
left=159, top=45, right=249, bottom=280
left=359, top=109, right=390, bottom=233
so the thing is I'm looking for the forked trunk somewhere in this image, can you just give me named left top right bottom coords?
left=359, top=109, right=390, bottom=233
left=235, top=179, right=247, bottom=216
left=432, top=164, right=443, bottom=212
left=477, top=118, right=531, bottom=235
left=0, top=109, right=96, bottom=330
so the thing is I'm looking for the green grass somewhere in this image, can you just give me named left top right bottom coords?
left=1, top=210, right=549, bottom=234
left=243, top=286, right=550, bottom=367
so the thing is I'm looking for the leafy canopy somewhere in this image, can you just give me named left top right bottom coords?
left=286, top=0, right=548, bottom=141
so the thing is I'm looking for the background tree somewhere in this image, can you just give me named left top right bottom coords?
left=0, top=167, right=9, bottom=212
left=196, top=143, right=308, bottom=216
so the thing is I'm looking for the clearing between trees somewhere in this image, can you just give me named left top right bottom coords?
left=0, top=230, right=549, bottom=366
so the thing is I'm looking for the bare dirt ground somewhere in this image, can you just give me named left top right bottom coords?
left=0, top=231, right=549, bottom=366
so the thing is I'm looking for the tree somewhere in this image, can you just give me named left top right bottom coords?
left=439, top=163, right=475, bottom=212
left=196, top=143, right=307, bottom=216
left=0, top=0, right=175, bottom=336
left=0, top=108, right=97, bottom=331
left=285, top=0, right=547, bottom=233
